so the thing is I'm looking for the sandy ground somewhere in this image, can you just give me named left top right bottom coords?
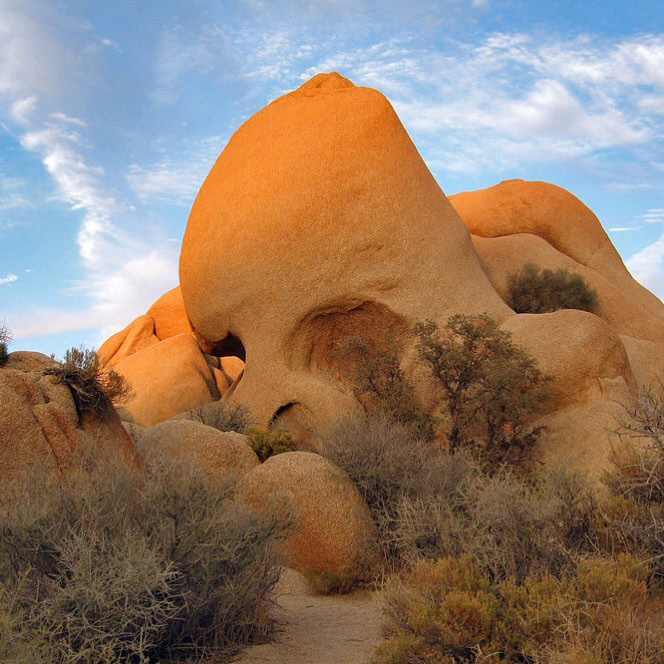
left=233, top=569, right=383, bottom=664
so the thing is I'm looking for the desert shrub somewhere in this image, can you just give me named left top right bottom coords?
left=246, top=427, right=297, bottom=462
left=598, top=386, right=664, bottom=583
left=0, top=322, right=11, bottom=366
left=0, top=451, right=289, bottom=662
left=374, top=553, right=662, bottom=664
left=44, top=345, right=132, bottom=419
left=322, top=414, right=572, bottom=580
left=321, top=413, right=474, bottom=563
left=183, top=400, right=252, bottom=434
left=414, top=315, right=552, bottom=468
left=507, top=263, right=598, bottom=314
left=338, top=335, right=434, bottom=438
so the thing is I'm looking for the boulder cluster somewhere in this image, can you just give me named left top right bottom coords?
left=3, top=72, right=663, bottom=583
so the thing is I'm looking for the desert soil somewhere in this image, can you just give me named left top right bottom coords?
left=233, top=568, right=383, bottom=664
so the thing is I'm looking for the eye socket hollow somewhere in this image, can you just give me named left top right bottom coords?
left=209, top=333, right=246, bottom=362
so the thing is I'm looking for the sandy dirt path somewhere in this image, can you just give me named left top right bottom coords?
left=233, top=569, right=383, bottom=664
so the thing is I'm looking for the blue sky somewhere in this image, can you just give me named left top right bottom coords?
left=0, top=0, right=663, bottom=357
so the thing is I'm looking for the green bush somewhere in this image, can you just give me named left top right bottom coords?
left=44, top=345, right=132, bottom=419
left=0, top=322, right=11, bottom=366
left=507, top=263, right=598, bottom=314
left=0, top=451, right=289, bottom=662
left=414, top=314, right=552, bottom=468
left=247, top=427, right=297, bottom=462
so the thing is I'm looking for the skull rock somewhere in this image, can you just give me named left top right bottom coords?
left=179, top=72, right=510, bottom=435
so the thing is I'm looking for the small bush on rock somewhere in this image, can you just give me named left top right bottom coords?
left=184, top=401, right=252, bottom=433
left=0, top=451, right=288, bottom=662
left=247, top=427, right=297, bottom=462
left=507, top=263, right=598, bottom=314
left=44, top=345, right=132, bottom=419
left=0, top=322, right=11, bottom=366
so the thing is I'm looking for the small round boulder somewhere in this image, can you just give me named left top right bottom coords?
left=137, top=419, right=259, bottom=478
left=236, top=451, right=378, bottom=585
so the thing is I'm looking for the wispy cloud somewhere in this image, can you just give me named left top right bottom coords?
left=0, top=273, right=17, bottom=285
left=637, top=208, right=664, bottom=223
left=127, top=135, right=227, bottom=205
left=609, top=226, right=642, bottom=232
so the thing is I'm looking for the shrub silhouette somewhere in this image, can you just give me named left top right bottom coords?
left=0, top=322, right=11, bottom=366
left=44, top=346, right=131, bottom=419
left=507, top=263, right=598, bottom=314
left=414, top=314, right=552, bottom=468
left=0, top=450, right=289, bottom=662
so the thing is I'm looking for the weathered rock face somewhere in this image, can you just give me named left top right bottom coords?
left=137, top=419, right=259, bottom=479
left=180, top=72, right=509, bottom=432
left=0, top=361, right=140, bottom=494
left=236, top=451, right=378, bottom=580
left=112, top=333, right=222, bottom=427
left=96, top=73, right=664, bottom=479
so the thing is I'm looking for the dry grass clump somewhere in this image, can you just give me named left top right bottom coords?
left=507, top=263, right=598, bottom=314
left=182, top=401, right=252, bottom=433
left=0, top=450, right=289, bottom=662
left=44, top=346, right=132, bottom=419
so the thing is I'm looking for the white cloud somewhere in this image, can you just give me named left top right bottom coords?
left=627, top=234, right=664, bottom=300
left=609, top=227, right=642, bottom=232
left=9, top=95, right=37, bottom=124
left=638, top=209, right=664, bottom=223
left=0, top=273, right=17, bottom=285
left=127, top=135, right=226, bottom=205
left=0, top=173, right=30, bottom=209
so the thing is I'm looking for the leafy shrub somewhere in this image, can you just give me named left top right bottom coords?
left=337, top=335, right=434, bottom=438
left=374, top=554, right=662, bottom=663
left=0, top=322, right=11, bottom=366
left=44, top=345, right=132, bottom=419
left=246, top=427, right=297, bottom=462
left=0, top=451, right=289, bottom=662
left=414, top=314, right=552, bottom=468
left=183, top=400, right=252, bottom=433
left=507, top=263, right=598, bottom=314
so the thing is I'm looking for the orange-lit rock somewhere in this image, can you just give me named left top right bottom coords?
left=146, top=286, right=191, bottom=340
left=180, top=72, right=509, bottom=432
left=112, top=333, right=220, bottom=427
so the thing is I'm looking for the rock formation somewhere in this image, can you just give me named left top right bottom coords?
left=0, top=355, right=140, bottom=494
left=237, top=451, right=378, bottom=581
left=92, top=72, right=664, bottom=479
left=137, top=419, right=259, bottom=479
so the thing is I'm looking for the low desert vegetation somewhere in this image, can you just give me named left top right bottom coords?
left=330, top=314, right=664, bottom=660
left=44, top=346, right=132, bottom=419
left=0, top=450, right=290, bottom=663
left=247, top=427, right=298, bottom=462
left=330, top=391, right=664, bottom=663
left=507, top=263, right=598, bottom=314
left=0, top=322, right=11, bottom=366
left=184, top=400, right=252, bottom=433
